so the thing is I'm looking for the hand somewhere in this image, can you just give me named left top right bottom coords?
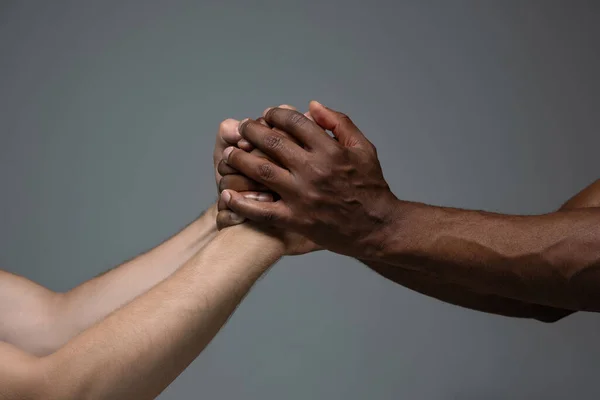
left=216, top=106, right=321, bottom=256
left=218, top=101, right=399, bottom=259
left=214, top=117, right=273, bottom=226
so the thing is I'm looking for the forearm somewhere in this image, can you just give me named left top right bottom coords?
left=371, top=200, right=600, bottom=311
left=357, top=181, right=600, bottom=320
left=49, top=205, right=219, bottom=353
left=22, top=225, right=283, bottom=400
left=361, top=259, right=572, bottom=322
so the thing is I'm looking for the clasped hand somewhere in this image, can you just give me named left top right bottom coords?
left=213, top=101, right=397, bottom=259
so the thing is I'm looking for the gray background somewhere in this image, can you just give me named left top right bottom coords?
left=1, top=1, right=599, bottom=399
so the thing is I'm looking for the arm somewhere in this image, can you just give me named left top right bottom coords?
left=0, top=116, right=276, bottom=356
left=357, top=181, right=600, bottom=322
left=361, top=261, right=574, bottom=322
left=215, top=102, right=600, bottom=313
left=370, top=194, right=600, bottom=311
left=0, top=223, right=284, bottom=400
left=0, top=205, right=219, bottom=356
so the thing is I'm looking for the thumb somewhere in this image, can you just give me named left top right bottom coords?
left=308, top=101, right=366, bottom=146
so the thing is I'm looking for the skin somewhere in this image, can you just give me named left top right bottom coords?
left=0, top=223, right=287, bottom=400
left=214, top=108, right=576, bottom=322
left=0, top=207, right=222, bottom=356
left=216, top=101, right=600, bottom=316
left=0, top=124, right=307, bottom=398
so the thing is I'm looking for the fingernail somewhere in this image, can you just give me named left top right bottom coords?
left=311, top=100, right=324, bottom=108
left=223, top=146, right=235, bottom=162
left=237, top=118, right=249, bottom=135
left=221, top=189, right=231, bottom=204
left=238, top=139, right=251, bottom=149
left=263, top=107, right=273, bottom=117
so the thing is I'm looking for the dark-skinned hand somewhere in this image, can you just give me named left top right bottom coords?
left=215, top=106, right=320, bottom=256
left=218, top=101, right=398, bottom=259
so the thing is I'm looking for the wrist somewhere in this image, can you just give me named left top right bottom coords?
left=187, top=203, right=219, bottom=242
left=217, top=224, right=286, bottom=260
left=360, top=195, right=416, bottom=261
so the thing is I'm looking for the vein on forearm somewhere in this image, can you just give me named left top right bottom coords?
left=380, top=203, right=600, bottom=311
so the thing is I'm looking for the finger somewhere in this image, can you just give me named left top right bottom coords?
left=218, top=191, right=273, bottom=211
left=237, top=116, right=273, bottom=151
left=223, top=146, right=294, bottom=194
left=217, top=159, right=239, bottom=176
left=238, top=119, right=306, bottom=168
left=257, top=110, right=303, bottom=147
left=220, top=146, right=277, bottom=173
left=221, top=189, right=293, bottom=225
left=218, top=173, right=269, bottom=193
left=217, top=191, right=274, bottom=230
left=270, top=105, right=303, bottom=146
left=217, top=118, right=242, bottom=145
left=214, top=118, right=241, bottom=186
left=262, top=107, right=334, bottom=150
left=262, top=104, right=297, bottom=115
left=304, top=110, right=336, bottom=141
left=238, top=139, right=254, bottom=151
left=216, top=210, right=245, bottom=230
left=308, top=101, right=367, bottom=147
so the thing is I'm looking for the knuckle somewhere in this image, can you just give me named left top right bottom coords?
left=287, top=111, right=308, bottom=128
left=304, top=189, right=321, bottom=205
left=257, top=163, right=276, bottom=181
left=309, top=162, right=332, bottom=180
left=369, top=141, right=378, bottom=155
left=263, top=134, right=284, bottom=151
left=338, top=112, right=351, bottom=122
left=312, top=165, right=328, bottom=178
left=337, top=112, right=352, bottom=126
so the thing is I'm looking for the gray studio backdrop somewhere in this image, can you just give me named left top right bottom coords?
left=1, top=1, right=599, bottom=399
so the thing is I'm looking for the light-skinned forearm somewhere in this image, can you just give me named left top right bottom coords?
left=371, top=199, right=600, bottom=311
left=0, top=224, right=284, bottom=400
left=2, top=205, right=220, bottom=356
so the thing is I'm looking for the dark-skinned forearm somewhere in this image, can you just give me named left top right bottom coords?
left=370, top=200, right=600, bottom=311
left=360, top=259, right=572, bottom=322
left=355, top=183, right=600, bottom=322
